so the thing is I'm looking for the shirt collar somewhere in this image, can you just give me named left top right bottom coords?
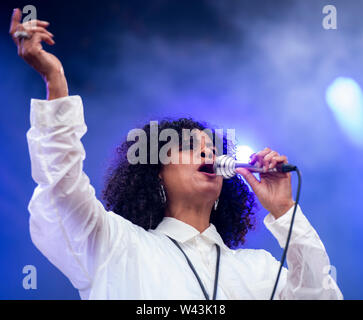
left=152, top=216, right=230, bottom=252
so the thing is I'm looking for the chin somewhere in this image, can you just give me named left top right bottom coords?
left=190, top=173, right=222, bottom=198
left=196, top=181, right=221, bottom=197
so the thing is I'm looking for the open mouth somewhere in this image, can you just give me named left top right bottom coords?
left=198, top=163, right=215, bottom=174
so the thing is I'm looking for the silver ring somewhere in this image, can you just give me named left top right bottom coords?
left=14, top=30, right=31, bottom=40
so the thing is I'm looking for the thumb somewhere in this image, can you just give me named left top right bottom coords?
left=236, top=168, right=260, bottom=192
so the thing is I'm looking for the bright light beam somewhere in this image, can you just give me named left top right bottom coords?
left=236, top=145, right=255, bottom=163
left=235, top=145, right=256, bottom=191
left=326, top=77, right=363, bottom=147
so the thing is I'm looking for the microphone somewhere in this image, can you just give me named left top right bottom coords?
left=213, top=155, right=297, bottom=178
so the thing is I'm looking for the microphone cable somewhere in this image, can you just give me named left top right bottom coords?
left=213, top=154, right=303, bottom=299
left=269, top=167, right=302, bottom=300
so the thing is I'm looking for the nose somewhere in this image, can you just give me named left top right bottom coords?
left=201, top=148, right=215, bottom=161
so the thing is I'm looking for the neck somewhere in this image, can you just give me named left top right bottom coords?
left=164, top=199, right=213, bottom=233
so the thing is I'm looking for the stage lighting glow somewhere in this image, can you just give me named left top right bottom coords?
left=236, top=145, right=255, bottom=163
left=326, top=77, right=363, bottom=147
left=235, top=145, right=256, bottom=191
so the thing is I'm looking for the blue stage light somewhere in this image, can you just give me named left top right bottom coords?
left=326, top=77, right=363, bottom=147
left=236, top=145, right=255, bottom=163
left=235, top=145, right=256, bottom=191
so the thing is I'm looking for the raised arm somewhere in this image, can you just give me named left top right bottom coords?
left=10, top=9, right=140, bottom=293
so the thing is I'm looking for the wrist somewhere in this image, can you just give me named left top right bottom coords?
left=45, top=70, right=68, bottom=100
left=270, top=200, right=295, bottom=219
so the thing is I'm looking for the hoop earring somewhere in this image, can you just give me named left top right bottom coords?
left=214, top=198, right=219, bottom=211
left=159, top=184, right=166, bottom=204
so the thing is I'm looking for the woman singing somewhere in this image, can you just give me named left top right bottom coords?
left=10, top=8, right=343, bottom=299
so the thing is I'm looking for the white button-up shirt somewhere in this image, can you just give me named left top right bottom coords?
left=26, top=95, right=343, bottom=300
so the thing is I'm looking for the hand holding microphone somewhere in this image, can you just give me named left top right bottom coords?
left=232, top=147, right=301, bottom=300
left=215, top=147, right=295, bottom=220
left=214, top=153, right=296, bottom=178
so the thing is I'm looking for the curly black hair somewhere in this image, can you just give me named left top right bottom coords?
left=101, top=117, right=257, bottom=249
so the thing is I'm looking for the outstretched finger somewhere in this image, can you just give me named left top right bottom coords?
left=33, top=32, right=55, bottom=46
left=9, top=8, right=22, bottom=34
left=23, top=19, right=50, bottom=29
left=24, top=26, right=54, bottom=38
left=9, top=8, right=22, bottom=44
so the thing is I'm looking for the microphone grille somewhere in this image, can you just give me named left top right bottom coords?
left=214, top=155, right=236, bottom=179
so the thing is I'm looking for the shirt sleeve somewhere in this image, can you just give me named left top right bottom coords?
left=26, top=95, right=140, bottom=291
left=263, top=205, right=343, bottom=300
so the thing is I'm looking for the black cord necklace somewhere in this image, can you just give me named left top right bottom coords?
left=167, top=235, right=221, bottom=300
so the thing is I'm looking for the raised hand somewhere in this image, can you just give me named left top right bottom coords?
left=9, top=8, right=68, bottom=100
